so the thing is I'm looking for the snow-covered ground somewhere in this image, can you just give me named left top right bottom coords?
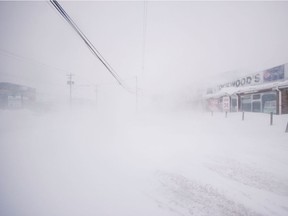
left=0, top=108, right=288, bottom=216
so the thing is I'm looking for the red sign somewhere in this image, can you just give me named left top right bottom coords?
left=222, top=96, right=230, bottom=111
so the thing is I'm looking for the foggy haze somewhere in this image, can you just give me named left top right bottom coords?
left=1, top=1, right=288, bottom=102
left=1, top=1, right=288, bottom=216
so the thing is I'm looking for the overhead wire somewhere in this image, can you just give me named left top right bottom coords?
left=49, top=0, right=131, bottom=92
left=0, top=49, right=74, bottom=90
left=0, top=48, right=68, bottom=75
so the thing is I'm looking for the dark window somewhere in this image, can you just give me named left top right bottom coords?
left=232, top=99, right=237, bottom=107
left=262, top=93, right=276, bottom=101
left=252, top=101, right=261, bottom=112
left=262, top=93, right=277, bottom=114
left=242, top=103, right=251, bottom=112
left=252, top=94, right=261, bottom=100
left=242, top=95, right=251, bottom=100
left=241, top=95, right=252, bottom=112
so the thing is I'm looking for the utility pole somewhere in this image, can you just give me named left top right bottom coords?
left=67, top=73, right=74, bottom=107
left=95, top=85, right=98, bottom=110
left=135, top=76, right=138, bottom=112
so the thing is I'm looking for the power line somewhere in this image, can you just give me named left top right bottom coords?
left=49, top=0, right=128, bottom=91
left=0, top=48, right=68, bottom=74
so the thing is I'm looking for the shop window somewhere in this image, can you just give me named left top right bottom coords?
left=252, top=94, right=261, bottom=100
left=262, top=93, right=276, bottom=114
left=241, top=95, right=251, bottom=112
left=262, top=93, right=276, bottom=101
left=229, top=95, right=238, bottom=112
left=231, top=98, right=237, bottom=107
left=242, top=95, right=251, bottom=100
left=230, top=99, right=237, bottom=112
left=252, top=101, right=261, bottom=112
left=242, top=103, right=251, bottom=112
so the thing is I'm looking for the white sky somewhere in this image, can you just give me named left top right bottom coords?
left=1, top=1, right=288, bottom=98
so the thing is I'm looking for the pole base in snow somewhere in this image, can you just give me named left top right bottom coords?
left=285, top=122, right=288, bottom=133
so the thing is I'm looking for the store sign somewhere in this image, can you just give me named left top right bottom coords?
left=263, top=65, right=284, bottom=82
left=222, top=96, right=230, bottom=111
left=207, top=64, right=287, bottom=97
left=218, top=64, right=286, bottom=90
left=207, top=98, right=221, bottom=111
left=218, top=73, right=261, bottom=90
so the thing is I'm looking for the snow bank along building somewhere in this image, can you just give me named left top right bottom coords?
left=204, top=64, right=288, bottom=115
left=0, top=82, right=36, bottom=109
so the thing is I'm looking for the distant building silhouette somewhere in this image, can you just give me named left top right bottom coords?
left=0, top=82, right=36, bottom=109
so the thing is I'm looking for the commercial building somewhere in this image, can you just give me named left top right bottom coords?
left=0, top=82, right=36, bottom=109
left=204, top=64, right=288, bottom=114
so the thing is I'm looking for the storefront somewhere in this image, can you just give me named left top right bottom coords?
left=239, top=91, right=277, bottom=114
left=204, top=64, right=288, bottom=114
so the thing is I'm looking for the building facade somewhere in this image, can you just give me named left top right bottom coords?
left=204, top=64, right=288, bottom=115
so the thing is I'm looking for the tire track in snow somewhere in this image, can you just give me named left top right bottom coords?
left=205, top=158, right=288, bottom=196
left=154, top=171, right=262, bottom=216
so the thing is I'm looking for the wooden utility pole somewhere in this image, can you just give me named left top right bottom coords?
left=67, top=73, right=74, bottom=107
left=136, top=76, right=138, bottom=112
left=95, top=85, right=98, bottom=109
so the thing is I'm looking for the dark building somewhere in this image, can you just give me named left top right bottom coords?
left=0, top=82, right=36, bottom=109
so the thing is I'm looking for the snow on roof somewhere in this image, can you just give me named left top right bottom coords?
left=204, top=79, right=288, bottom=99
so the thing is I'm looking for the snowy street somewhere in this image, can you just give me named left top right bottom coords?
left=1, top=1, right=288, bottom=216
left=0, top=109, right=288, bottom=216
